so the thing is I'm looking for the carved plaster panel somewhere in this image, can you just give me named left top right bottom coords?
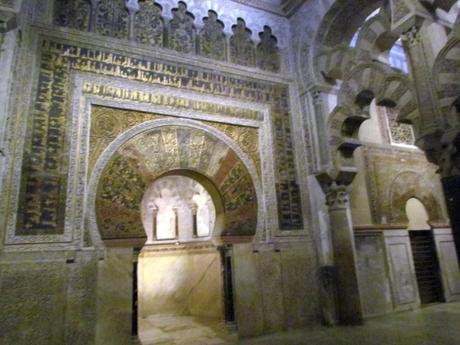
left=361, top=145, right=448, bottom=226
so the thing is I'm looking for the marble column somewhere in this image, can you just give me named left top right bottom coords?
left=310, top=89, right=331, bottom=170
left=125, top=0, right=140, bottom=41
left=323, top=182, right=363, bottom=325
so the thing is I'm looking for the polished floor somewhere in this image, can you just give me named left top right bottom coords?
left=138, top=303, right=460, bottom=345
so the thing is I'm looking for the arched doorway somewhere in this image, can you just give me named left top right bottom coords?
left=89, top=121, right=259, bottom=344
left=406, top=198, right=445, bottom=305
left=137, top=174, right=228, bottom=345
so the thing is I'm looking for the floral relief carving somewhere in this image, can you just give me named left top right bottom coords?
left=199, top=10, right=226, bottom=61
left=169, top=1, right=196, bottom=54
left=95, top=0, right=129, bottom=39
left=229, top=18, right=255, bottom=67
left=54, top=0, right=91, bottom=31
left=136, top=1, right=164, bottom=46
left=256, top=26, right=280, bottom=72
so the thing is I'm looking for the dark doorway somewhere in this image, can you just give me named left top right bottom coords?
left=409, top=230, right=444, bottom=304
left=132, top=260, right=138, bottom=336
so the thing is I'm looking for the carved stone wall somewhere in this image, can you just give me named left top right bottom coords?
left=95, top=120, right=258, bottom=239
left=12, top=36, right=302, bottom=244
left=361, top=145, right=448, bottom=226
left=53, top=0, right=282, bottom=73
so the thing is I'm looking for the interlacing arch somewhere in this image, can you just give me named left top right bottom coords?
left=327, top=62, right=418, bottom=178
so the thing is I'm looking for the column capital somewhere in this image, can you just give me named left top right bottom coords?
left=311, top=89, right=323, bottom=105
left=324, top=182, right=349, bottom=210
left=0, top=10, right=17, bottom=34
left=401, top=25, right=422, bottom=47
left=125, top=0, right=140, bottom=13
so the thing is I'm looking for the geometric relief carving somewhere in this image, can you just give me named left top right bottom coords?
left=17, top=39, right=301, bottom=238
left=256, top=26, right=280, bottom=73
left=136, top=1, right=164, bottom=46
left=95, top=0, right=129, bottom=39
left=54, top=0, right=91, bottom=31
left=199, top=10, right=226, bottom=61
left=169, top=1, right=196, bottom=54
left=230, top=18, right=255, bottom=67
left=96, top=125, right=258, bottom=239
left=385, top=107, right=415, bottom=145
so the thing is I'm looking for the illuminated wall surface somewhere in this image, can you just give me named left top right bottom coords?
left=1, top=0, right=460, bottom=344
left=141, top=176, right=216, bottom=243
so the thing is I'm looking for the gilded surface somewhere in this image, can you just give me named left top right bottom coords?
left=96, top=125, right=257, bottom=239
left=89, top=106, right=261, bottom=178
left=17, top=38, right=301, bottom=237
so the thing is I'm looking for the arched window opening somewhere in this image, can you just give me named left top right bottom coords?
left=141, top=175, right=216, bottom=244
left=406, top=197, right=431, bottom=230
left=349, top=8, right=381, bottom=47
left=388, top=39, right=409, bottom=73
left=358, top=100, right=385, bottom=144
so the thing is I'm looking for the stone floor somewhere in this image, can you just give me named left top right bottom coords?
left=138, top=303, right=460, bottom=345
left=138, top=314, right=231, bottom=345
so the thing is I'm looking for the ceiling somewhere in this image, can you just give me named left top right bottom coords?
left=230, top=0, right=307, bottom=16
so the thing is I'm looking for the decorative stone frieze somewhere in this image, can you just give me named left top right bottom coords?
left=52, top=0, right=284, bottom=72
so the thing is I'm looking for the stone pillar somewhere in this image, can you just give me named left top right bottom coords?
left=401, top=24, right=445, bottom=153
left=438, top=131, right=460, bottom=263
left=323, top=182, right=363, bottom=324
left=125, top=0, right=140, bottom=41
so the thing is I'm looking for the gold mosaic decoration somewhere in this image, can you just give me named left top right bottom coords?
left=96, top=125, right=258, bottom=239
left=89, top=106, right=261, bottom=177
left=17, top=39, right=301, bottom=237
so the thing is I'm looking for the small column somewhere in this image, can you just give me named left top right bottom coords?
left=190, top=203, right=198, bottom=238
left=322, top=182, right=363, bottom=324
left=88, top=0, right=99, bottom=32
left=125, top=0, right=140, bottom=41
left=148, top=203, right=158, bottom=242
left=173, top=207, right=179, bottom=240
